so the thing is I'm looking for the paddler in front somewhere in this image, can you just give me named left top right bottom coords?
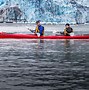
left=35, top=20, right=44, bottom=36
left=60, top=23, right=74, bottom=36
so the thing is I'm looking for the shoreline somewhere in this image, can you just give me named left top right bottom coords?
left=0, top=22, right=89, bottom=25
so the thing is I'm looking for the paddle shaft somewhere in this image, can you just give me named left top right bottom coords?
left=27, top=28, right=35, bottom=33
left=26, top=26, right=40, bottom=36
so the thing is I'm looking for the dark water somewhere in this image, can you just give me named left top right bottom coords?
left=0, top=39, right=89, bottom=90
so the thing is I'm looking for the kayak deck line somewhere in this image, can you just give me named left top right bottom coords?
left=0, top=33, right=89, bottom=39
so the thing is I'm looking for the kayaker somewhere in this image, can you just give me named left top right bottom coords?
left=35, top=20, right=44, bottom=36
left=60, top=23, right=73, bottom=36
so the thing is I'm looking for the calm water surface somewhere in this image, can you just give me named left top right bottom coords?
left=0, top=39, right=89, bottom=90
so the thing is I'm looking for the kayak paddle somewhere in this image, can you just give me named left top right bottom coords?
left=26, top=26, right=40, bottom=37
left=26, top=26, right=35, bottom=33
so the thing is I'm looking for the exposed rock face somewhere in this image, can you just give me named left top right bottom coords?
left=0, top=0, right=89, bottom=23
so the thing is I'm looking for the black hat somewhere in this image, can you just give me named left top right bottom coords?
left=36, top=20, right=40, bottom=24
left=65, top=23, right=70, bottom=26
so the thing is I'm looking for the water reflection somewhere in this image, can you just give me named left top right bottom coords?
left=0, top=39, right=88, bottom=90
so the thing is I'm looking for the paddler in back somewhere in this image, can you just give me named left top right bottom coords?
left=35, top=20, right=44, bottom=36
left=60, top=23, right=74, bottom=36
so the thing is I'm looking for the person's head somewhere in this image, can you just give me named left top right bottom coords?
left=36, top=20, right=41, bottom=26
left=65, top=23, right=70, bottom=28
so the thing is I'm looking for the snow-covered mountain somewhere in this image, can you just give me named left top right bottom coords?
left=0, top=0, right=89, bottom=24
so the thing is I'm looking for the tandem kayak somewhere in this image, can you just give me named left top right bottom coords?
left=0, top=32, right=89, bottom=39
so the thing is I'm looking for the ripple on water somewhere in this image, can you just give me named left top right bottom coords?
left=0, top=39, right=89, bottom=90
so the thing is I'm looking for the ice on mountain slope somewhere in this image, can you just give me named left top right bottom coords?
left=0, top=0, right=89, bottom=24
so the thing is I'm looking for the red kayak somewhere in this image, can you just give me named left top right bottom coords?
left=0, top=32, right=89, bottom=39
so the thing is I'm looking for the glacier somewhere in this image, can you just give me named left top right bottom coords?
left=0, top=0, right=89, bottom=24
